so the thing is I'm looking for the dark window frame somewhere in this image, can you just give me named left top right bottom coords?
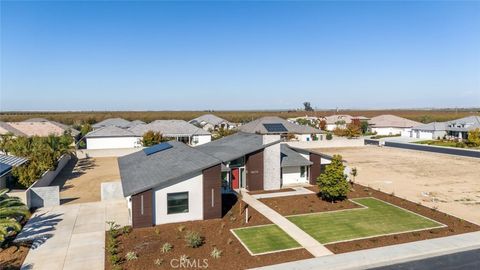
left=167, top=192, right=189, bottom=214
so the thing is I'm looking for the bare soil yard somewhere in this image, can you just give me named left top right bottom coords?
left=52, top=157, right=120, bottom=204
left=316, top=146, right=480, bottom=225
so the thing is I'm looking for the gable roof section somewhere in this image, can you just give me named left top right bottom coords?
left=128, top=120, right=211, bottom=137
left=412, top=122, right=447, bottom=131
left=92, top=118, right=133, bottom=129
left=280, top=144, right=312, bottom=167
left=238, top=116, right=322, bottom=134
left=196, top=132, right=279, bottom=162
left=370, top=115, right=421, bottom=128
left=85, top=125, right=136, bottom=138
left=446, top=116, right=480, bottom=131
left=190, top=114, right=231, bottom=126
left=118, top=141, right=221, bottom=196
left=6, top=121, right=79, bottom=137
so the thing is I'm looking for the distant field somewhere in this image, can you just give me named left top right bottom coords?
left=0, top=109, right=478, bottom=125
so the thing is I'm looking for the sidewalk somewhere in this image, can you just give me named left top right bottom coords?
left=251, top=187, right=315, bottom=199
left=251, top=231, right=480, bottom=270
left=15, top=200, right=129, bottom=270
left=242, top=191, right=332, bottom=257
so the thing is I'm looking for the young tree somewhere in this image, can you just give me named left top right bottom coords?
left=349, top=167, right=358, bottom=186
left=80, top=123, right=92, bottom=137
left=345, top=123, right=361, bottom=138
left=360, top=121, right=369, bottom=134
left=141, top=131, right=163, bottom=146
left=317, top=155, right=349, bottom=201
left=319, top=120, right=327, bottom=131
left=467, top=128, right=480, bottom=147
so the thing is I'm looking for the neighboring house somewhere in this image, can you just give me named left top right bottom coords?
left=369, top=115, right=421, bottom=136
left=118, top=132, right=328, bottom=228
left=85, top=126, right=142, bottom=150
left=91, top=118, right=139, bottom=130
left=129, top=120, right=211, bottom=146
left=0, top=154, right=28, bottom=189
left=445, top=116, right=480, bottom=140
left=85, top=120, right=211, bottom=149
left=189, top=114, right=234, bottom=131
left=411, top=122, right=447, bottom=140
left=0, top=118, right=80, bottom=138
left=322, top=115, right=370, bottom=131
left=238, top=116, right=323, bottom=141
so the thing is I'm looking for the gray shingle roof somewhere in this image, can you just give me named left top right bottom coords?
left=238, top=116, right=322, bottom=134
left=196, top=132, right=279, bottom=162
left=281, top=144, right=312, bottom=167
left=412, top=122, right=447, bottom=131
left=92, top=118, right=133, bottom=129
left=118, top=141, right=222, bottom=196
left=85, top=125, right=136, bottom=138
left=190, top=114, right=231, bottom=126
left=446, top=116, right=480, bottom=131
left=128, top=120, right=211, bottom=137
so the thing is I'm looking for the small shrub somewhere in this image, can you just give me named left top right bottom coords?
left=155, top=228, right=161, bottom=235
left=211, top=247, right=222, bottom=259
left=154, top=258, right=164, bottom=266
left=162, top=242, right=173, bottom=253
left=125, top=251, right=138, bottom=261
left=326, top=133, right=333, bottom=140
left=109, top=254, right=121, bottom=265
left=177, top=225, right=186, bottom=232
left=227, top=238, right=233, bottom=245
left=185, top=231, right=203, bottom=248
left=122, top=226, right=132, bottom=235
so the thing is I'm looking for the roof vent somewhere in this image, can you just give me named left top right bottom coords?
left=143, top=142, right=172, bottom=156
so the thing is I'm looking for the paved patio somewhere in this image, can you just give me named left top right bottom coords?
left=15, top=200, right=129, bottom=270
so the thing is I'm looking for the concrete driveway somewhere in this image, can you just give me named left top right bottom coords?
left=15, top=200, right=129, bottom=270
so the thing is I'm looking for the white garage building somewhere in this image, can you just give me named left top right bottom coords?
left=85, top=126, right=141, bottom=150
left=411, top=122, right=447, bottom=140
left=369, top=115, right=421, bottom=136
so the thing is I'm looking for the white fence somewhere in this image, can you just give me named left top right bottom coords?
left=76, top=148, right=142, bottom=158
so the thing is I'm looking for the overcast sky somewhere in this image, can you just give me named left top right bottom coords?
left=1, top=1, right=479, bottom=111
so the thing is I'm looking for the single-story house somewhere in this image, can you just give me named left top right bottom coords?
left=85, top=120, right=211, bottom=150
left=118, top=132, right=329, bottom=228
left=369, top=115, right=421, bottom=136
left=411, top=122, right=447, bottom=140
left=322, top=115, right=370, bottom=131
left=189, top=114, right=235, bottom=131
left=0, top=154, right=28, bottom=189
left=445, top=116, right=480, bottom=140
left=0, top=118, right=80, bottom=138
left=238, top=116, right=323, bottom=141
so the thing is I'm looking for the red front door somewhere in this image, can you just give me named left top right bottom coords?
left=231, top=168, right=239, bottom=189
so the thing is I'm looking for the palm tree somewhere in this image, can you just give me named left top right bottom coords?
left=0, top=189, right=29, bottom=244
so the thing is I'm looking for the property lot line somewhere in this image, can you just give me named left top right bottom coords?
left=286, top=197, right=447, bottom=245
left=229, top=227, right=303, bottom=256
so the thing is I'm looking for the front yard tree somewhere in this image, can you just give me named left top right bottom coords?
left=467, top=128, right=480, bottom=147
left=317, top=155, right=349, bottom=201
left=141, top=131, right=163, bottom=146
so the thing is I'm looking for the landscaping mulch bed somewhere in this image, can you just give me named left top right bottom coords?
left=305, top=184, right=480, bottom=253
left=0, top=244, right=30, bottom=270
left=105, top=194, right=312, bottom=270
left=260, top=191, right=361, bottom=216
left=248, top=188, right=295, bottom=195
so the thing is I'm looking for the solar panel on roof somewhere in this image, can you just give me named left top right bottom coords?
left=263, top=123, right=288, bottom=133
left=143, top=142, right=173, bottom=156
left=0, top=162, right=12, bottom=176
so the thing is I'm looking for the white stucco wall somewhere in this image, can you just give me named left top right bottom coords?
left=282, top=166, right=309, bottom=185
left=371, top=127, right=405, bottom=136
left=153, top=173, right=204, bottom=225
left=412, top=130, right=446, bottom=140
left=263, top=135, right=281, bottom=190
left=86, top=137, right=141, bottom=149
left=191, top=134, right=211, bottom=146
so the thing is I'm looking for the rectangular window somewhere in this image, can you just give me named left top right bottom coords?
left=300, top=166, right=306, bottom=178
left=167, top=192, right=189, bottom=214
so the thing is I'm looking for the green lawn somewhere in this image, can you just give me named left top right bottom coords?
left=287, top=198, right=444, bottom=244
left=232, top=225, right=301, bottom=255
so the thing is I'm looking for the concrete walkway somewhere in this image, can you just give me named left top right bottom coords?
left=251, top=187, right=315, bottom=199
left=242, top=192, right=332, bottom=257
left=251, top=231, right=480, bottom=270
left=15, top=200, right=129, bottom=270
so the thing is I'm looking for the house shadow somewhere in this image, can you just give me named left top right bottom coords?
left=51, top=157, right=97, bottom=191
left=221, top=193, right=238, bottom=217
left=14, top=212, right=63, bottom=250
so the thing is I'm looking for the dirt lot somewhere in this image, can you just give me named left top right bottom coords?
left=316, top=146, right=480, bottom=225
left=52, top=157, right=120, bottom=204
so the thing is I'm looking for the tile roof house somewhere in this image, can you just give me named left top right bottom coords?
left=118, top=132, right=327, bottom=228
left=321, top=115, right=370, bottom=131
left=189, top=114, right=234, bottom=131
left=85, top=120, right=212, bottom=149
left=0, top=118, right=79, bottom=137
left=238, top=116, right=323, bottom=142
left=369, top=115, right=421, bottom=136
